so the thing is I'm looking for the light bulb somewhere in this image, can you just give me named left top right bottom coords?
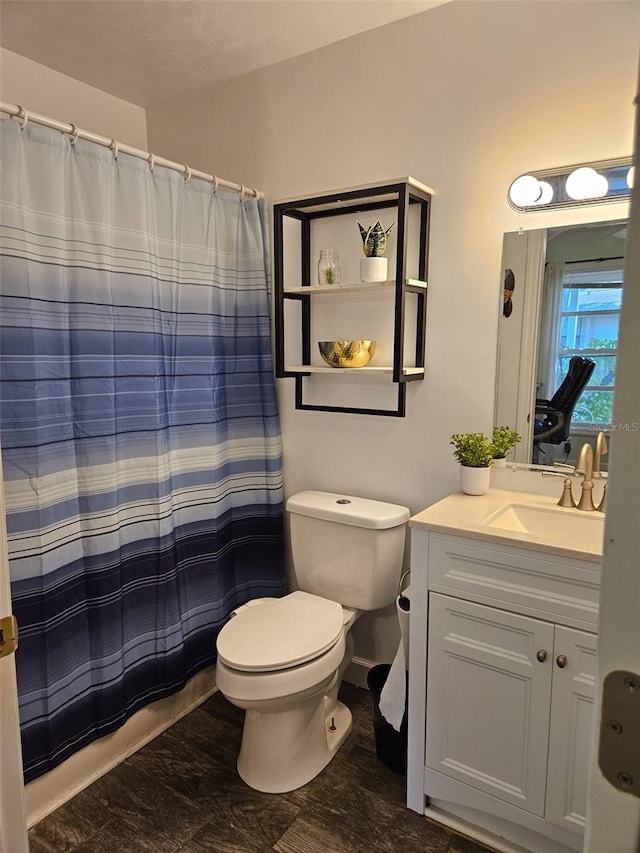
left=508, top=175, right=542, bottom=207
left=565, top=167, right=608, bottom=200
left=532, top=181, right=554, bottom=205
left=627, top=166, right=635, bottom=189
left=592, top=174, right=609, bottom=197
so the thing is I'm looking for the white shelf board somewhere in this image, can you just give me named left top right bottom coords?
left=284, top=365, right=424, bottom=376
left=284, top=278, right=427, bottom=296
left=275, top=176, right=435, bottom=206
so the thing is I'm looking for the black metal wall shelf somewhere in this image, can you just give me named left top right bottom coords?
left=273, top=178, right=432, bottom=417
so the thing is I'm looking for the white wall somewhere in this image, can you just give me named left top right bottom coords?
left=0, top=48, right=147, bottom=148
left=147, top=0, right=639, bottom=665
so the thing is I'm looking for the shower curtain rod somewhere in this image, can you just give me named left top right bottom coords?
left=0, top=101, right=263, bottom=199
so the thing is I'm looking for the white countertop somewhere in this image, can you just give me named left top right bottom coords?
left=409, top=488, right=603, bottom=563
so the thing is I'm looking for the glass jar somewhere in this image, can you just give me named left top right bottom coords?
left=317, top=249, right=341, bottom=286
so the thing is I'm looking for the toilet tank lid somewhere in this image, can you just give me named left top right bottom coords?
left=286, top=491, right=410, bottom=529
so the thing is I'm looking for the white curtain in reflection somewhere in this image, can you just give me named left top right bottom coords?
left=536, top=263, right=565, bottom=399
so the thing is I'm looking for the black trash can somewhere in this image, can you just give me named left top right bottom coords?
left=367, top=663, right=408, bottom=775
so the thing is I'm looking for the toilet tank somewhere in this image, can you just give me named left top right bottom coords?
left=286, top=491, right=410, bottom=611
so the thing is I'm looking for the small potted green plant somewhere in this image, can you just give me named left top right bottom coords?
left=450, top=432, right=494, bottom=495
left=491, top=426, right=522, bottom=467
left=357, top=219, right=395, bottom=282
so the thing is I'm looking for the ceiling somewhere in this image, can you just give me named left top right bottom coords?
left=0, top=1, right=449, bottom=107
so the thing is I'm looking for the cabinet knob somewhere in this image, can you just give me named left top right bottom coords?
left=556, top=654, right=568, bottom=668
left=536, top=649, right=548, bottom=663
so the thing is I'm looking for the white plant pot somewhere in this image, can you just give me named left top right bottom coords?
left=360, top=257, right=388, bottom=282
left=460, top=465, right=491, bottom=496
left=492, top=456, right=507, bottom=468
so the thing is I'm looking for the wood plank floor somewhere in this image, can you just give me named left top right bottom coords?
left=28, top=683, right=497, bottom=853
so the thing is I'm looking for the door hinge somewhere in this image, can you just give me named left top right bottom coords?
left=599, top=669, right=640, bottom=799
left=0, top=614, right=19, bottom=659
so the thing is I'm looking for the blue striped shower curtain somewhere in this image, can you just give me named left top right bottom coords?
left=0, top=119, right=285, bottom=782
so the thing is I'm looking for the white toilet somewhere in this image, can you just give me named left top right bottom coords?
left=215, top=490, right=409, bottom=793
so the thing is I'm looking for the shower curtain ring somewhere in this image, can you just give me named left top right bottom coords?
left=109, top=139, right=119, bottom=160
left=182, top=164, right=192, bottom=182
left=212, top=175, right=219, bottom=194
left=148, top=152, right=155, bottom=172
left=15, top=105, right=28, bottom=130
left=240, top=184, right=248, bottom=202
left=68, top=124, right=80, bottom=146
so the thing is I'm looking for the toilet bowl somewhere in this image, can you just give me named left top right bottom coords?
left=216, top=591, right=357, bottom=793
left=215, top=490, right=410, bottom=793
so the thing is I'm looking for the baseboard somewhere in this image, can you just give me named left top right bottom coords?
left=25, top=664, right=217, bottom=828
left=424, top=807, right=532, bottom=853
left=344, top=655, right=375, bottom=689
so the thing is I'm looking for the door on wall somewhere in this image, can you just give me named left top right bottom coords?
left=0, top=450, right=28, bottom=853
left=585, top=66, right=640, bottom=853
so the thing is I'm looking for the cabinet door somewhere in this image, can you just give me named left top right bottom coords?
left=426, top=594, right=554, bottom=816
left=545, top=626, right=597, bottom=834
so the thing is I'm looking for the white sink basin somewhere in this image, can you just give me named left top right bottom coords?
left=484, top=503, right=604, bottom=554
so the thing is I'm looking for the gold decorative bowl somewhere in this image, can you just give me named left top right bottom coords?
left=318, top=340, right=376, bottom=368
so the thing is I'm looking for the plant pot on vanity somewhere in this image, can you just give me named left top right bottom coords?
left=450, top=432, right=494, bottom=496
left=459, top=465, right=491, bottom=496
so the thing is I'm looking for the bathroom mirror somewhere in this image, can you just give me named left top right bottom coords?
left=494, top=219, right=627, bottom=467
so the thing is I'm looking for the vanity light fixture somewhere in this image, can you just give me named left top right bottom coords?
left=508, top=157, right=633, bottom=211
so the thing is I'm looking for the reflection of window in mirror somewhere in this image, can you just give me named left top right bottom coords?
left=535, top=222, right=625, bottom=466
left=495, top=220, right=626, bottom=469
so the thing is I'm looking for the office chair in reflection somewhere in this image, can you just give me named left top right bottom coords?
left=533, top=356, right=596, bottom=463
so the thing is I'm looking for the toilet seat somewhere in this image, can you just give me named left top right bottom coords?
left=215, top=633, right=346, bottom=705
left=216, top=590, right=344, bottom=673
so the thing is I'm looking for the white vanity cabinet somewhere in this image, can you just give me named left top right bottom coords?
left=426, top=594, right=597, bottom=833
left=407, top=509, right=602, bottom=853
left=544, top=625, right=598, bottom=834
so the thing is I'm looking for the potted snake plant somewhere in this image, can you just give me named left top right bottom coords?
left=357, top=219, right=395, bottom=282
left=450, top=432, right=494, bottom=495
